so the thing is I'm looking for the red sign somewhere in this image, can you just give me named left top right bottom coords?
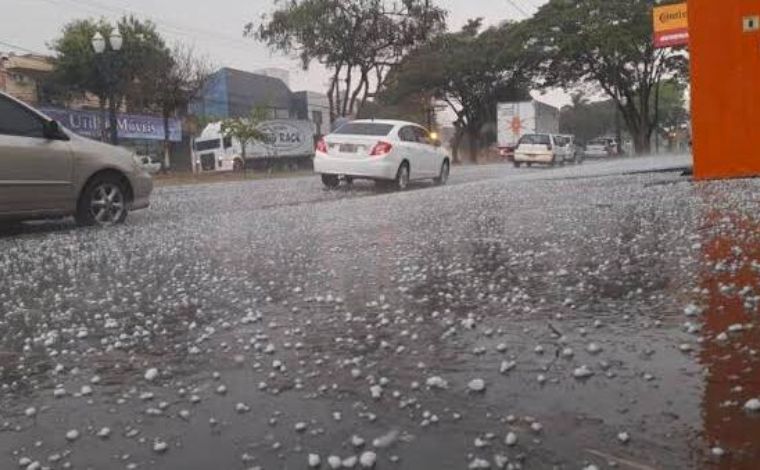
left=654, top=28, right=689, bottom=48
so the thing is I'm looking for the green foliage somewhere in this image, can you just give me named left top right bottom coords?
left=220, top=107, right=270, bottom=160
left=50, top=16, right=169, bottom=106
left=49, top=18, right=109, bottom=99
left=381, top=19, right=532, bottom=161
left=560, top=93, right=621, bottom=145
left=251, top=0, right=447, bottom=121
left=655, top=79, right=688, bottom=134
left=136, top=45, right=212, bottom=121
left=522, top=0, right=688, bottom=154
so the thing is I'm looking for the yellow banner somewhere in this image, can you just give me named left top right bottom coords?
left=654, top=3, right=688, bottom=33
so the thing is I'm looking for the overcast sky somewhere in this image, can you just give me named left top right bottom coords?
left=1, top=0, right=567, bottom=107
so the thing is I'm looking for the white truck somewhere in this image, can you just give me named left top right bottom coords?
left=192, top=120, right=316, bottom=172
left=496, top=100, right=560, bottom=159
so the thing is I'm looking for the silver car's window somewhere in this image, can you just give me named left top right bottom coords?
left=0, top=96, right=45, bottom=139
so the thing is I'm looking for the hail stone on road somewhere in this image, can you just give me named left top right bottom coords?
left=144, top=368, right=159, bottom=382
left=328, top=455, right=342, bottom=469
left=711, top=447, right=726, bottom=457
left=744, top=398, right=760, bottom=412
left=468, top=458, right=491, bottom=469
left=573, top=366, right=594, bottom=379
left=586, top=343, right=602, bottom=355
left=426, top=376, right=448, bottom=389
left=468, top=379, right=487, bottom=393
left=359, top=451, right=377, bottom=468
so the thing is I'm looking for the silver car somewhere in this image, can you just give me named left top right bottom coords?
left=0, top=92, right=152, bottom=226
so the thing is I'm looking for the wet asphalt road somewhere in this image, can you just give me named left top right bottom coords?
left=2, top=156, right=760, bottom=470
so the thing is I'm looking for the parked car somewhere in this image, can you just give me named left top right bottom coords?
left=313, top=119, right=450, bottom=189
left=562, top=135, right=583, bottom=163
left=513, top=133, right=571, bottom=167
left=584, top=138, right=617, bottom=158
left=139, top=156, right=162, bottom=174
left=0, top=91, right=153, bottom=226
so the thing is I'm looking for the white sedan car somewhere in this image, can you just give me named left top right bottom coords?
left=314, top=119, right=450, bottom=189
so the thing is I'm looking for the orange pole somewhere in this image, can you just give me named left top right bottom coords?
left=689, top=0, right=760, bottom=180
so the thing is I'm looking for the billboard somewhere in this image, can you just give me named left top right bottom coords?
left=40, top=107, right=182, bottom=142
left=653, top=3, right=689, bottom=48
left=245, top=120, right=315, bottom=158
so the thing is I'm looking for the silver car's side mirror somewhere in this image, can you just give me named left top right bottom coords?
left=43, top=120, right=69, bottom=141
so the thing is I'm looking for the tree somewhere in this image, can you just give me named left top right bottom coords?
left=653, top=79, right=689, bottom=152
left=523, top=0, right=688, bottom=154
left=250, top=0, right=446, bottom=123
left=140, top=46, right=212, bottom=170
left=560, top=93, right=621, bottom=145
left=381, top=19, right=532, bottom=161
left=219, top=107, right=269, bottom=173
left=357, top=92, right=439, bottom=129
left=50, top=16, right=169, bottom=144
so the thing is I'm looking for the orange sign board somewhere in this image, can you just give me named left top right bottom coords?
left=653, top=3, right=689, bottom=48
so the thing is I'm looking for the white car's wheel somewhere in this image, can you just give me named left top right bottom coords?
left=395, top=163, right=410, bottom=190
left=321, top=174, right=339, bottom=189
left=435, top=160, right=450, bottom=185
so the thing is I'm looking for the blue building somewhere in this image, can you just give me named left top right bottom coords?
left=190, top=67, right=328, bottom=129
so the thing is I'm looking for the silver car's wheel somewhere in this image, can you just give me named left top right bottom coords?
left=89, top=183, right=126, bottom=226
left=77, top=176, right=129, bottom=227
left=395, top=163, right=410, bottom=190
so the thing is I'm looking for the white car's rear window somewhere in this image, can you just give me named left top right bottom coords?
left=333, top=123, right=394, bottom=136
left=518, top=134, right=551, bottom=146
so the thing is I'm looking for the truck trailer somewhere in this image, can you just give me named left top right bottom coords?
left=496, top=100, right=560, bottom=159
left=192, top=120, right=316, bottom=173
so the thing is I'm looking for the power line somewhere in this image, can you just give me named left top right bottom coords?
left=33, top=0, right=298, bottom=71
left=0, top=39, right=43, bottom=55
left=57, top=0, right=253, bottom=48
left=505, top=0, right=530, bottom=18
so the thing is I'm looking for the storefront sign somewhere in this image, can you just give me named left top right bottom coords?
left=40, top=107, right=182, bottom=142
left=246, top=120, right=316, bottom=158
left=654, top=3, right=689, bottom=48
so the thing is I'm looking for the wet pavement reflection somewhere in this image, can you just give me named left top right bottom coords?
left=698, top=187, right=760, bottom=469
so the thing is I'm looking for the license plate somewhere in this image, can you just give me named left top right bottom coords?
left=339, top=144, right=358, bottom=153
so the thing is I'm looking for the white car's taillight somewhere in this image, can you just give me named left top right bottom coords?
left=370, top=141, right=393, bottom=157
left=316, top=138, right=328, bottom=153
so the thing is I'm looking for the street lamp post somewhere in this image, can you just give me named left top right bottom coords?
left=91, top=29, right=123, bottom=145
